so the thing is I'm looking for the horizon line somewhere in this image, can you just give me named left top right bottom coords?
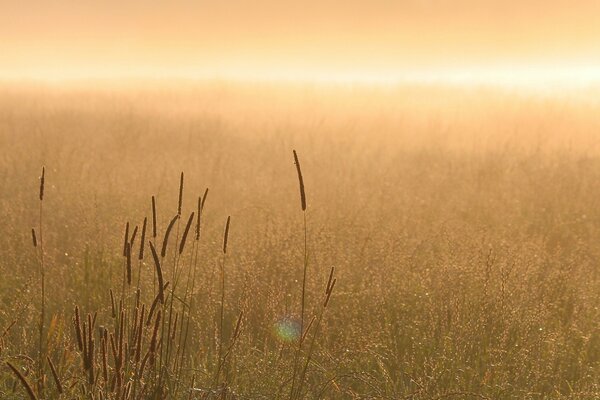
left=2, top=65, right=600, bottom=91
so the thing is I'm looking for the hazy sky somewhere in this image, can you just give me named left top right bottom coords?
left=2, top=0, right=600, bottom=83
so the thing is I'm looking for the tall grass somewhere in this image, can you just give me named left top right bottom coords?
left=2, top=85, right=600, bottom=399
left=4, top=152, right=338, bottom=399
left=35, top=166, right=45, bottom=397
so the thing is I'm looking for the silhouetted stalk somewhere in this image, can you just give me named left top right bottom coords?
left=215, top=216, right=230, bottom=384
left=214, top=311, right=243, bottom=386
left=37, top=166, right=46, bottom=396
left=293, top=268, right=336, bottom=400
left=290, top=150, right=308, bottom=398
left=176, top=192, right=207, bottom=395
left=160, top=172, right=184, bottom=389
left=137, top=216, right=147, bottom=290
left=7, top=361, right=39, bottom=400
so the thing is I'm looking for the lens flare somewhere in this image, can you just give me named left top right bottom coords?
left=273, top=317, right=301, bottom=343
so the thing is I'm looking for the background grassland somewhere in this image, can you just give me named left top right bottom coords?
left=2, top=83, right=600, bottom=399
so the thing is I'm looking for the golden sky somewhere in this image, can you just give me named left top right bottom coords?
left=2, top=0, right=600, bottom=84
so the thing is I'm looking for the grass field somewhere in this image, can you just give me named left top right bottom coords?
left=2, top=82, right=600, bottom=399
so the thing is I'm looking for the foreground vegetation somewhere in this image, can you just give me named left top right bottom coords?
left=2, top=83, right=600, bottom=399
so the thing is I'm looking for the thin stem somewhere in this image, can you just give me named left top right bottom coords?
left=300, top=212, right=308, bottom=335
left=217, top=252, right=226, bottom=383
left=176, top=234, right=200, bottom=387
left=290, top=211, right=308, bottom=399
left=38, top=198, right=45, bottom=396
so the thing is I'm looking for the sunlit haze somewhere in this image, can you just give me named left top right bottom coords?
left=2, top=0, right=600, bottom=87
left=5, top=1, right=600, bottom=398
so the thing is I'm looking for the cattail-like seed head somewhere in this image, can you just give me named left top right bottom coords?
left=146, top=282, right=169, bottom=325
left=74, top=306, right=84, bottom=352
left=179, top=212, right=195, bottom=254
left=39, top=166, right=45, bottom=201
left=178, top=172, right=184, bottom=215
left=31, top=228, right=37, bottom=247
left=196, top=188, right=209, bottom=240
left=161, top=214, right=179, bottom=257
left=223, top=216, right=231, bottom=254
left=323, top=267, right=337, bottom=307
left=149, top=242, right=165, bottom=303
left=195, top=196, right=201, bottom=240
left=109, top=334, right=118, bottom=372
left=326, top=267, right=335, bottom=294
left=123, top=222, right=130, bottom=257
left=87, top=313, right=94, bottom=342
left=129, top=225, right=139, bottom=249
left=293, top=150, right=306, bottom=211
left=201, top=187, right=209, bottom=210
left=151, top=196, right=157, bottom=238
left=109, top=289, right=116, bottom=318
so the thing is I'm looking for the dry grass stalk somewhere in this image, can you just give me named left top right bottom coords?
left=126, top=243, right=132, bottom=286
left=123, top=222, right=130, bottom=257
left=300, top=316, right=316, bottom=344
left=147, top=282, right=169, bottom=325
left=130, top=225, right=139, bottom=249
left=293, top=268, right=337, bottom=400
left=324, top=267, right=337, bottom=308
left=214, top=311, right=244, bottom=385
left=195, top=196, right=201, bottom=240
left=74, top=306, right=84, bottom=352
left=139, top=217, right=147, bottom=260
left=171, top=312, right=179, bottom=341
left=149, top=242, right=165, bottom=303
left=293, top=150, right=306, bottom=211
left=217, top=215, right=231, bottom=377
left=290, top=150, right=310, bottom=399
left=39, top=166, right=45, bottom=201
left=151, top=196, right=157, bottom=239
left=179, top=212, right=195, bottom=254
left=2, top=320, right=16, bottom=339
left=222, top=216, right=231, bottom=254
left=232, top=311, right=243, bottom=341
left=201, top=188, right=209, bottom=209
left=178, top=172, right=184, bottom=216
left=148, top=310, right=162, bottom=366
left=110, top=289, right=116, bottom=318
left=36, top=166, right=46, bottom=396
left=76, top=311, right=97, bottom=385
left=135, top=305, right=145, bottom=363
left=161, top=215, right=179, bottom=258
left=46, top=356, right=63, bottom=394
left=7, top=361, right=39, bottom=400
left=101, top=332, right=109, bottom=383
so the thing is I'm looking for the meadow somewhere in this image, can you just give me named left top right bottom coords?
left=1, top=82, right=600, bottom=399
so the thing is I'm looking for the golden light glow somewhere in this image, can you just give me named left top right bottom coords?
left=2, top=1, right=600, bottom=87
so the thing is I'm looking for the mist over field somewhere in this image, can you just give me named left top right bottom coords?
left=1, top=82, right=600, bottom=399
left=3, top=0, right=600, bottom=398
